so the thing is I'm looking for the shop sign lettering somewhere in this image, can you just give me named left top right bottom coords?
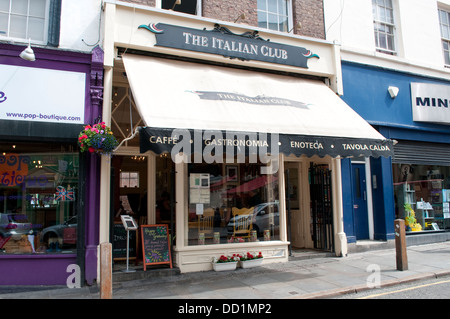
left=138, top=23, right=320, bottom=69
left=0, top=91, right=6, bottom=103
left=140, top=128, right=395, bottom=163
left=342, top=143, right=391, bottom=151
left=189, top=91, right=308, bottom=108
left=411, top=82, right=450, bottom=124
left=290, top=141, right=324, bottom=150
left=0, top=154, right=30, bottom=187
left=0, top=154, right=51, bottom=187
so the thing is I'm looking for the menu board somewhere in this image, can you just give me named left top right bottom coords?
left=189, top=173, right=210, bottom=204
left=141, top=224, right=172, bottom=270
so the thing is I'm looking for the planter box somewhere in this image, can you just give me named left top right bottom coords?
left=240, top=258, right=263, bottom=269
left=212, top=261, right=238, bottom=272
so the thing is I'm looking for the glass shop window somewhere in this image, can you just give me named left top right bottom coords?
left=187, top=158, right=280, bottom=246
left=0, top=142, right=78, bottom=254
left=393, top=163, right=450, bottom=233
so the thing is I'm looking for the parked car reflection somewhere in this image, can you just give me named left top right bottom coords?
left=0, top=213, right=33, bottom=240
left=227, top=202, right=279, bottom=237
left=41, top=215, right=77, bottom=250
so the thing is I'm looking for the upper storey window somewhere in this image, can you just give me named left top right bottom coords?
left=257, top=0, right=292, bottom=33
left=161, top=0, right=201, bottom=16
left=372, top=0, right=396, bottom=55
left=0, top=0, right=50, bottom=44
left=439, top=8, right=450, bottom=65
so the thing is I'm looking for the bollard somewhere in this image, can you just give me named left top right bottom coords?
left=100, top=242, right=113, bottom=299
left=394, top=219, right=408, bottom=271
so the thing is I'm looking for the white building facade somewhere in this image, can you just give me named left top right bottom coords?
left=324, top=0, right=450, bottom=247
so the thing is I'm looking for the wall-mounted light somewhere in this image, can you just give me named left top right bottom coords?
left=234, top=13, right=246, bottom=23
left=388, top=86, right=399, bottom=99
left=19, top=39, right=35, bottom=62
left=289, top=21, right=302, bottom=33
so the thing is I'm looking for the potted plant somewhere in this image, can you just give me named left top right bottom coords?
left=212, top=254, right=239, bottom=271
left=238, top=252, right=264, bottom=268
left=78, top=122, right=118, bottom=155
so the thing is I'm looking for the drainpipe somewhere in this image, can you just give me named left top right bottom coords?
left=332, top=158, right=348, bottom=257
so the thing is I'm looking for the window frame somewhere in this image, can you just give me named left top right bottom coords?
left=372, top=0, right=397, bottom=55
left=158, top=0, right=202, bottom=16
left=120, top=171, right=140, bottom=188
left=0, top=0, right=50, bottom=45
left=257, top=0, right=293, bottom=33
left=438, top=8, right=450, bottom=66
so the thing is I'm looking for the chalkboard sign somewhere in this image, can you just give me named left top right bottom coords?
left=113, top=222, right=137, bottom=260
left=141, top=224, right=172, bottom=270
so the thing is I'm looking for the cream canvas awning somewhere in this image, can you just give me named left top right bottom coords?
left=122, top=54, right=393, bottom=158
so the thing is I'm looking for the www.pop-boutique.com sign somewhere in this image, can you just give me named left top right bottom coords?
left=138, top=23, right=319, bottom=69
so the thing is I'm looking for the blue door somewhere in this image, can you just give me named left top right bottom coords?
left=352, top=164, right=369, bottom=239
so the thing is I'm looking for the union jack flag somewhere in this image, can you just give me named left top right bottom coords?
left=55, top=186, right=75, bottom=201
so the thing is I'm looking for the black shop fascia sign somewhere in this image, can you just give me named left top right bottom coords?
left=139, top=127, right=394, bottom=159
left=138, top=23, right=320, bottom=69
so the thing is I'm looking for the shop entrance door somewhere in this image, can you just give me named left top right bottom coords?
left=110, top=155, right=148, bottom=264
left=352, top=163, right=369, bottom=239
left=285, top=162, right=305, bottom=248
left=309, top=163, right=334, bottom=251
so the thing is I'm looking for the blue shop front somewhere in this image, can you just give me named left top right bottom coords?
left=339, top=61, right=450, bottom=245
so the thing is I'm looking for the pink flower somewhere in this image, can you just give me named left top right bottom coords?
left=88, top=147, right=95, bottom=153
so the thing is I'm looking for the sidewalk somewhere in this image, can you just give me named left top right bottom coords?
left=1, top=241, right=449, bottom=299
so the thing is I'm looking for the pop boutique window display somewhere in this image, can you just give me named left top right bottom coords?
left=0, top=142, right=79, bottom=254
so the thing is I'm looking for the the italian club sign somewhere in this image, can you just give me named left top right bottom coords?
left=138, top=23, right=319, bottom=69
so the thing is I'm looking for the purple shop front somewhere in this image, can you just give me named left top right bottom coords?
left=0, top=43, right=102, bottom=285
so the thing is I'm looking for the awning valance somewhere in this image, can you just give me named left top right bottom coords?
left=122, top=54, right=393, bottom=159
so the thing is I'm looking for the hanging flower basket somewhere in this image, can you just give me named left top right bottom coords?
left=78, top=122, right=118, bottom=155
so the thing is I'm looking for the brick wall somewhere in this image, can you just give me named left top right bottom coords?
left=118, top=0, right=324, bottom=39
left=202, top=0, right=324, bottom=39
left=202, top=0, right=258, bottom=27
left=294, top=0, right=325, bottom=39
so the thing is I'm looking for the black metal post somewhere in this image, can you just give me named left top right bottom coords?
left=170, top=170, right=175, bottom=261
left=76, top=152, right=87, bottom=287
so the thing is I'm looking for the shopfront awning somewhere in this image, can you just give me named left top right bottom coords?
left=122, top=54, right=393, bottom=158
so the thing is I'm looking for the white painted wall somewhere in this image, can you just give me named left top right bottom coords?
left=323, top=0, right=450, bottom=77
left=59, top=0, right=103, bottom=52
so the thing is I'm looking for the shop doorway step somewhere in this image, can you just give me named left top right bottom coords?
left=112, top=261, right=180, bottom=283
left=288, top=248, right=335, bottom=261
left=348, top=240, right=394, bottom=253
